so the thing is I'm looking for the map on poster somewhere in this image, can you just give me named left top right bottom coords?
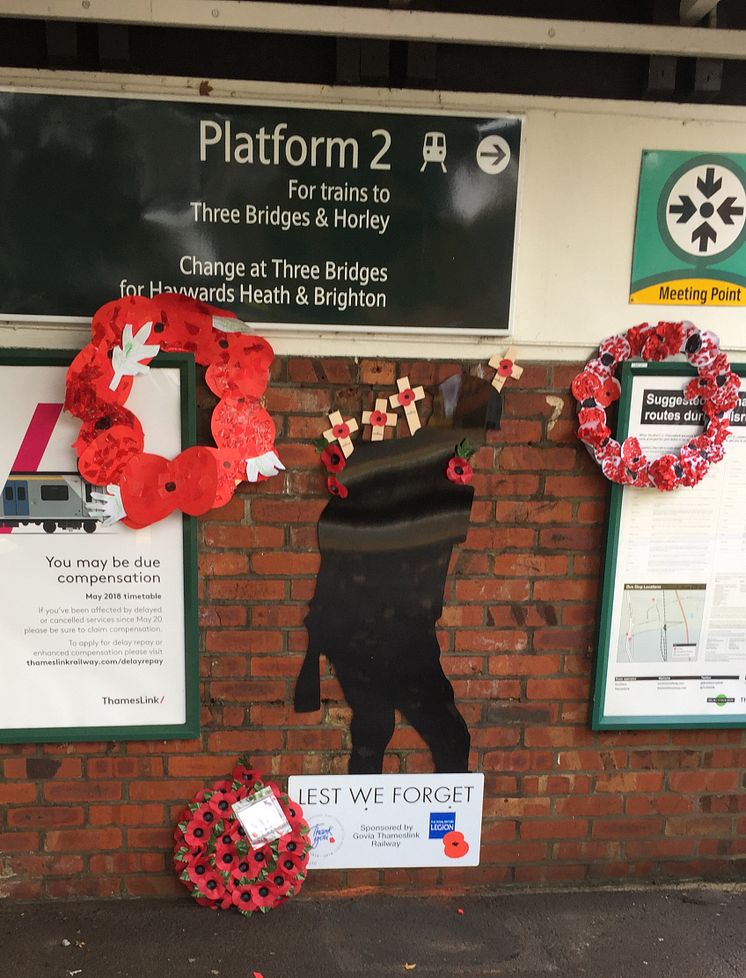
left=288, top=774, right=484, bottom=869
left=593, top=363, right=746, bottom=728
left=0, top=355, right=197, bottom=743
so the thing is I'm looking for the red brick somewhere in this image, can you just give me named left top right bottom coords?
left=206, top=730, right=284, bottom=752
left=45, top=828, right=122, bottom=852
left=7, top=807, right=84, bottom=828
left=209, top=579, right=287, bottom=600
left=47, top=877, right=120, bottom=898
left=251, top=552, right=321, bottom=575
left=206, top=524, right=287, bottom=551
left=499, top=446, right=577, bottom=471
left=0, top=783, right=37, bottom=804
left=250, top=499, right=326, bottom=523
left=526, top=678, right=589, bottom=700
left=129, top=779, right=205, bottom=801
left=494, top=554, right=569, bottom=578
left=198, top=552, right=250, bottom=576
left=89, top=804, right=164, bottom=826
left=455, top=579, right=530, bottom=602
left=90, top=852, right=165, bottom=873
left=198, top=604, right=247, bottom=628
left=595, top=772, right=664, bottom=792
left=0, top=831, right=39, bottom=852
left=592, top=818, right=663, bottom=839
left=668, top=770, right=740, bottom=792
left=205, top=630, right=283, bottom=653
left=521, top=819, right=589, bottom=839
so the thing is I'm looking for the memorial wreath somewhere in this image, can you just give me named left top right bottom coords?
left=173, top=762, right=311, bottom=915
left=572, top=322, right=740, bottom=491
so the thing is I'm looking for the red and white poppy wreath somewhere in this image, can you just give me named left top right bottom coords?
left=573, top=321, right=740, bottom=491
left=64, top=293, right=284, bottom=529
left=174, top=763, right=310, bottom=915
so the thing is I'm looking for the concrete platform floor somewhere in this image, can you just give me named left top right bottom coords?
left=1, top=886, right=745, bottom=978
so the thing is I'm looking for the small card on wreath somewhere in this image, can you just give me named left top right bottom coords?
left=232, top=787, right=292, bottom=849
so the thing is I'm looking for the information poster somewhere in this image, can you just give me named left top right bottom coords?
left=0, top=351, right=199, bottom=743
left=630, top=150, right=746, bottom=307
left=0, top=91, right=522, bottom=333
left=593, top=362, right=746, bottom=729
left=288, top=773, right=484, bottom=868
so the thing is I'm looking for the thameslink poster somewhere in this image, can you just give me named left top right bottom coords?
left=630, top=150, right=746, bottom=307
left=288, top=774, right=484, bottom=868
left=0, top=357, right=196, bottom=743
left=0, top=91, right=522, bottom=333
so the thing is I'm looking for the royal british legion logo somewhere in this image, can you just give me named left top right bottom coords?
left=428, top=812, right=456, bottom=839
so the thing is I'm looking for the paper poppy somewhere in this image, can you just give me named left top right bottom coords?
left=446, top=457, right=473, bottom=485
left=268, top=872, right=294, bottom=898
left=229, top=859, right=253, bottom=888
left=195, top=871, right=226, bottom=901
left=596, top=377, right=620, bottom=408
left=192, top=803, right=219, bottom=829
left=208, top=785, right=238, bottom=817
left=320, top=444, right=346, bottom=473
left=370, top=410, right=388, bottom=427
left=570, top=371, right=601, bottom=403
left=187, top=858, right=212, bottom=885
left=232, top=764, right=262, bottom=788
left=648, top=454, right=682, bottom=491
left=331, top=421, right=350, bottom=439
left=231, top=883, right=258, bottom=913
left=442, top=830, right=470, bottom=859
left=397, top=388, right=416, bottom=406
left=250, top=881, right=280, bottom=910
left=277, top=852, right=305, bottom=877
left=327, top=476, right=348, bottom=498
left=278, top=834, right=305, bottom=855
left=497, top=358, right=514, bottom=377
left=247, top=845, right=273, bottom=875
left=215, top=847, right=238, bottom=872
left=184, top=821, right=210, bottom=848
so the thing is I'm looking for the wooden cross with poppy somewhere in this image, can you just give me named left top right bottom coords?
left=389, top=376, right=426, bottom=435
left=323, top=410, right=359, bottom=457
left=361, top=398, right=398, bottom=442
left=489, top=347, right=523, bottom=392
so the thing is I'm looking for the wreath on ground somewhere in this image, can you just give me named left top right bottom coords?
left=174, top=761, right=310, bottom=914
left=572, top=322, right=740, bottom=491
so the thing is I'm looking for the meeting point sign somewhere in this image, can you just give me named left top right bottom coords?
left=630, top=150, right=746, bottom=307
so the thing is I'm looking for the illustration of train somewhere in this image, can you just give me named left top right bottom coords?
left=0, top=472, right=102, bottom=533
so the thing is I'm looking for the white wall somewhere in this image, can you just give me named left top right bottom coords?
left=1, top=68, right=746, bottom=362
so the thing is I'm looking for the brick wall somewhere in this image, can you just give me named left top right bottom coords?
left=1, top=355, right=745, bottom=900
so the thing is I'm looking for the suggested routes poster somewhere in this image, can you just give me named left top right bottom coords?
left=0, top=352, right=199, bottom=743
left=593, top=362, right=746, bottom=729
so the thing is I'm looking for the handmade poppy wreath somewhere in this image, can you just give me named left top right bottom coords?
left=64, top=293, right=284, bottom=529
left=173, top=761, right=311, bottom=915
left=573, top=322, right=740, bottom=491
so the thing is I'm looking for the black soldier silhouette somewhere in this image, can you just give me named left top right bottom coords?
left=294, top=372, right=498, bottom=774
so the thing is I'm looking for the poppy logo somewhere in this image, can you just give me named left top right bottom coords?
left=307, top=815, right=345, bottom=858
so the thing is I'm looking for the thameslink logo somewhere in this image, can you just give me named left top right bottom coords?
left=429, top=812, right=456, bottom=839
left=102, top=695, right=165, bottom=705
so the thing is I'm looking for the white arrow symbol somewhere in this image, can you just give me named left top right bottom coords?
left=476, top=135, right=511, bottom=175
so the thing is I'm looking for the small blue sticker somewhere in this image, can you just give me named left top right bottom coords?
left=429, top=812, right=456, bottom=839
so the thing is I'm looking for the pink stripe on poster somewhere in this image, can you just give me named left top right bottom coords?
left=1, top=403, right=64, bottom=534
left=12, top=403, right=64, bottom=471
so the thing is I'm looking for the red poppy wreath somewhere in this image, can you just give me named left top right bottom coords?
left=64, top=293, right=284, bottom=529
left=573, top=322, right=740, bottom=491
left=173, top=762, right=311, bottom=915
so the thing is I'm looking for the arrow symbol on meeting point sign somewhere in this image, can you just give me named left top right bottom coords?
left=669, top=195, right=696, bottom=223
left=697, top=166, right=722, bottom=199
left=691, top=221, right=717, bottom=252
left=717, top=196, right=744, bottom=225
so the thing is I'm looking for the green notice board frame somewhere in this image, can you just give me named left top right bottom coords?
left=592, top=361, right=746, bottom=730
left=0, top=349, right=199, bottom=743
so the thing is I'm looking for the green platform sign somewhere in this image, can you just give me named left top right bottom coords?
left=0, top=91, right=522, bottom=333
